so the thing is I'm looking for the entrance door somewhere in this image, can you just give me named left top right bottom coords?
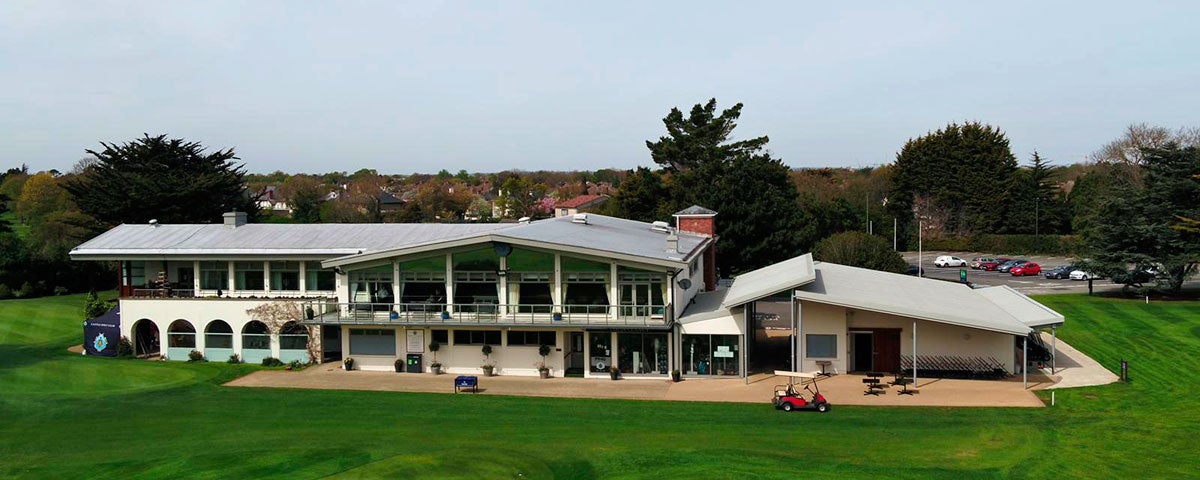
left=851, top=332, right=873, bottom=371
left=873, top=330, right=901, bottom=373
left=567, top=332, right=584, bottom=371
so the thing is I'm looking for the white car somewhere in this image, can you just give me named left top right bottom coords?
left=1069, top=270, right=1097, bottom=280
left=933, top=255, right=967, bottom=268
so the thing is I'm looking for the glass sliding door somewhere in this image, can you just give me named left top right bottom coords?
left=682, top=334, right=740, bottom=376
left=617, top=332, right=669, bottom=375
left=618, top=271, right=665, bottom=318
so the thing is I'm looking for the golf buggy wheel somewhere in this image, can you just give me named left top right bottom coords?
left=817, top=403, right=829, bottom=413
left=781, top=402, right=794, bottom=412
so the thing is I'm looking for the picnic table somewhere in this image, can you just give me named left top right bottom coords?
left=454, top=375, right=478, bottom=394
left=863, top=371, right=887, bottom=396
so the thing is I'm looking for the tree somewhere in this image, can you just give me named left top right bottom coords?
left=1092, top=123, right=1200, bottom=167
left=0, top=171, right=29, bottom=210
left=414, top=180, right=475, bottom=221
left=1083, top=145, right=1200, bottom=292
left=495, top=176, right=549, bottom=219
left=1004, top=152, right=1069, bottom=235
left=278, top=175, right=324, bottom=223
left=62, top=134, right=258, bottom=226
left=813, top=231, right=907, bottom=274
left=15, top=172, right=70, bottom=226
left=642, top=99, right=805, bottom=274
left=608, top=167, right=668, bottom=222
left=888, top=122, right=1018, bottom=238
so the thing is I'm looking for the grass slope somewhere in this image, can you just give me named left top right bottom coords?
left=1, top=211, right=30, bottom=239
left=0, top=293, right=1197, bottom=479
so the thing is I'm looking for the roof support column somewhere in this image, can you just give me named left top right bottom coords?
left=298, top=261, right=307, bottom=292
left=498, top=256, right=508, bottom=316
left=193, top=260, right=201, bottom=294
left=263, top=261, right=271, bottom=292
left=1051, top=326, right=1057, bottom=375
left=912, top=320, right=918, bottom=386
left=1022, top=336, right=1028, bottom=389
left=392, top=261, right=401, bottom=313
left=227, top=261, right=235, bottom=296
left=553, top=254, right=562, bottom=308
left=609, top=262, right=618, bottom=322
left=790, top=295, right=796, bottom=372
left=445, top=253, right=454, bottom=315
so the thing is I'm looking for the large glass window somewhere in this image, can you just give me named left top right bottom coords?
left=127, top=262, right=146, bottom=288
left=618, top=332, right=669, bottom=375
left=280, top=322, right=309, bottom=350
left=683, top=334, right=740, bottom=376
left=304, top=261, right=336, bottom=291
left=349, top=328, right=396, bottom=355
left=806, top=334, right=837, bottom=358
left=507, top=249, right=554, bottom=313
left=270, top=261, right=300, bottom=291
left=235, top=262, right=265, bottom=291
left=507, top=330, right=556, bottom=346
left=453, top=271, right=499, bottom=313
left=562, top=262, right=609, bottom=314
left=350, top=265, right=393, bottom=310
left=167, top=320, right=196, bottom=348
left=618, top=270, right=666, bottom=317
left=204, top=320, right=233, bottom=349
left=200, top=261, right=228, bottom=290
left=589, top=332, right=612, bottom=373
left=452, top=330, right=501, bottom=345
left=242, top=321, right=271, bottom=350
left=400, top=257, right=446, bottom=312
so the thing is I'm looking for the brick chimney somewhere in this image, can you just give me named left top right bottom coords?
left=673, top=205, right=717, bottom=291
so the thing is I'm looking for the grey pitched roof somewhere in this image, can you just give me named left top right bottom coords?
left=974, top=285, right=1065, bottom=328
left=679, top=288, right=734, bottom=324
left=793, top=262, right=1033, bottom=335
left=674, top=205, right=717, bottom=216
left=70, top=223, right=511, bottom=258
left=720, top=253, right=816, bottom=308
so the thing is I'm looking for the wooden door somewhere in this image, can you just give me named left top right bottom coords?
left=873, top=330, right=901, bottom=373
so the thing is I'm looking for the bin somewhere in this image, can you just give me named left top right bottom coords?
left=406, top=354, right=423, bottom=373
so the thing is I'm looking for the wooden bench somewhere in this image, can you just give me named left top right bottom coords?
left=454, top=375, right=478, bottom=394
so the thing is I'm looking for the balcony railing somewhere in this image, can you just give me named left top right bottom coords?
left=301, top=301, right=673, bottom=328
left=128, top=288, right=198, bottom=299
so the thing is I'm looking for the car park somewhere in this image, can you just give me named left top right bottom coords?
left=996, top=260, right=1029, bottom=273
left=905, top=264, right=925, bottom=276
left=934, top=255, right=967, bottom=268
left=1043, top=265, right=1075, bottom=279
left=970, top=257, right=995, bottom=269
left=1010, top=262, right=1041, bottom=276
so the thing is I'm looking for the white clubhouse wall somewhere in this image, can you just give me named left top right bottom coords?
left=120, top=297, right=312, bottom=361
left=341, top=327, right=567, bottom=376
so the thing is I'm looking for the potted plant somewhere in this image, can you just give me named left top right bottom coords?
left=441, top=310, right=451, bottom=320
left=394, top=357, right=404, bottom=372
left=537, top=344, right=552, bottom=379
left=609, top=365, right=620, bottom=381
left=552, top=311, right=563, bottom=321
left=429, top=341, right=441, bottom=374
left=343, top=357, right=355, bottom=371
left=389, top=310, right=400, bottom=320
left=481, top=344, right=495, bottom=376
left=671, top=369, right=682, bottom=382
left=305, top=306, right=315, bottom=320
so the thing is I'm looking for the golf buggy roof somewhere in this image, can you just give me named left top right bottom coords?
left=773, top=370, right=819, bottom=379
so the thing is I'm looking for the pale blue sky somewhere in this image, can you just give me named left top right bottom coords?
left=2, top=1, right=1198, bottom=174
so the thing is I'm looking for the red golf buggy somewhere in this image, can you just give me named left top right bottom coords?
left=772, top=370, right=830, bottom=413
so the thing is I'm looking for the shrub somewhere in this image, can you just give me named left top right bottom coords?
left=261, top=357, right=284, bottom=367
left=187, top=349, right=206, bottom=362
left=116, top=336, right=133, bottom=357
left=0, top=284, right=11, bottom=299
left=814, top=231, right=907, bottom=274
left=53, top=286, right=69, bottom=296
left=287, top=359, right=304, bottom=370
left=227, top=353, right=241, bottom=364
left=15, top=282, right=33, bottom=298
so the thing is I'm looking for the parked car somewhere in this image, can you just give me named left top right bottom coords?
left=1111, top=268, right=1159, bottom=286
left=934, top=255, right=967, bottom=268
left=979, top=258, right=1011, bottom=271
left=1043, top=265, right=1075, bottom=279
left=996, top=260, right=1029, bottom=273
left=1069, top=269, right=1098, bottom=280
left=904, top=264, right=925, bottom=276
left=1010, top=262, right=1041, bottom=276
left=970, top=257, right=996, bottom=269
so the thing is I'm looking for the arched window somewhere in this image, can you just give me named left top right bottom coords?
left=132, top=318, right=160, bottom=356
left=167, top=320, right=196, bottom=348
left=278, top=321, right=310, bottom=363
left=205, top=320, right=233, bottom=349
left=242, top=320, right=271, bottom=350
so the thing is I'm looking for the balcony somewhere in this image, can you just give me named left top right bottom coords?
left=301, top=301, right=673, bottom=329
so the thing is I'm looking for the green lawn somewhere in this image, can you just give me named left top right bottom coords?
left=1, top=210, right=30, bottom=239
left=0, top=293, right=1197, bottom=479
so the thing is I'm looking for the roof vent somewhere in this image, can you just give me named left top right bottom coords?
left=650, top=221, right=672, bottom=233
left=148, top=219, right=159, bottom=228
left=223, top=211, right=248, bottom=229
left=572, top=213, right=588, bottom=224
left=666, top=232, right=679, bottom=253
left=517, top=216, right=532, bottom=224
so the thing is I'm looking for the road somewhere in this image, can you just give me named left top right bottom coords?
left=901, top=251, right=1117, bottom=295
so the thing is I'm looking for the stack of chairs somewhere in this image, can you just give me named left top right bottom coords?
left=900, top=355, right=1010, bottom=379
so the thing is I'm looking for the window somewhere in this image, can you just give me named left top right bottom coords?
left=618, top=332, right=668, bottom=374
left=127, top=262, right=146, bottom=288
left=349, top=329, right=396, bottom=355
left=807, top=334, right=837, bottom=358
left=270, top=261, right=300, bottom=291
left=453, top=330, right=501, bottom=345
left=204, top=320, right=233, bottom=349
left=235, top=261, right=265, bottom=290
left=506, top=330, right=556, bottom=346
left=431, top=329, right=449, bottom=344
left=200, top=261, right=228, bottom=290
left=682, top=334, right=739, bottom=376
left=304, top=262, right=336, bottom=291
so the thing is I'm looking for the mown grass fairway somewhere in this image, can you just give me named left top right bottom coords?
left=0, top=293, right=1197, bottom=479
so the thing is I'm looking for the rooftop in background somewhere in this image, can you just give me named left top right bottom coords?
left=555, top=194, right=607, bottom=209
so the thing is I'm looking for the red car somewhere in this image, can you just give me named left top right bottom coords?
left=1011, top=262, right=1042, bottom=276
left=980, top=258, right=1011, bottom=271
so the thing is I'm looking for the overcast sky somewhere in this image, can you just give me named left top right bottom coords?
left=2, top=1, right=1198, bottom=174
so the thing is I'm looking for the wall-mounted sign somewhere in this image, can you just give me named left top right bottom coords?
left=714, top=345, right=734, bottom=358
left=407, top=330, right=425, bottom=353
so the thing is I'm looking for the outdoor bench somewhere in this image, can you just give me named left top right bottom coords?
left=454, top=375, right=478, bottom=393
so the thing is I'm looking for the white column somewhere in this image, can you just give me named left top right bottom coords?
left=791, top=295, right=797, bottom=372
left=227, top=261, right=235, bottom=295
left=912, top=320, right=918, bottom=385
left=263, top=261, right=272, bottom=292
left=1022, top=336, right=1028, bottom=389
left=498, top=256, right=508, bottom=314
left=553, top=254, right=562, bottom=307
left=193, top=260, right=201, bottom=293
left=1051, top=326, right=1057, bottom=375
left=392, top=261, right=401, bottom=312
left=445, top=253, right=454, bottom=314
left=609, top=263, right=618, bottom=321
left=610, top=331, right=618, bottom=371
left=298, top=261, right=307, bottom=292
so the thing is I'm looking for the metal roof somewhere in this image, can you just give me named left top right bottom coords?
left=793, top=262, right=1033, bottom=336
left=974, top=285, right=1066, bottom=328
left=720, top=253, right=817, bottom=308
left=70, top=223, right=511, bottom=259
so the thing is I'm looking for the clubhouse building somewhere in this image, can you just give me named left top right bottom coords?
left=70, top=207, right=1063, bottom=381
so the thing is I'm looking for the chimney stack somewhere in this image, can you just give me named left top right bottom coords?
left=666, top=232, right=679, bottom=253
left=223, top=211, right=247, bottom=229
left=673, top=205, right=718, bottom=291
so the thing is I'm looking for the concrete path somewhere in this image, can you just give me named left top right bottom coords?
left=227, top=363, right=1046, bottom=407
left=1037, top=332, right=1120, bottom=389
